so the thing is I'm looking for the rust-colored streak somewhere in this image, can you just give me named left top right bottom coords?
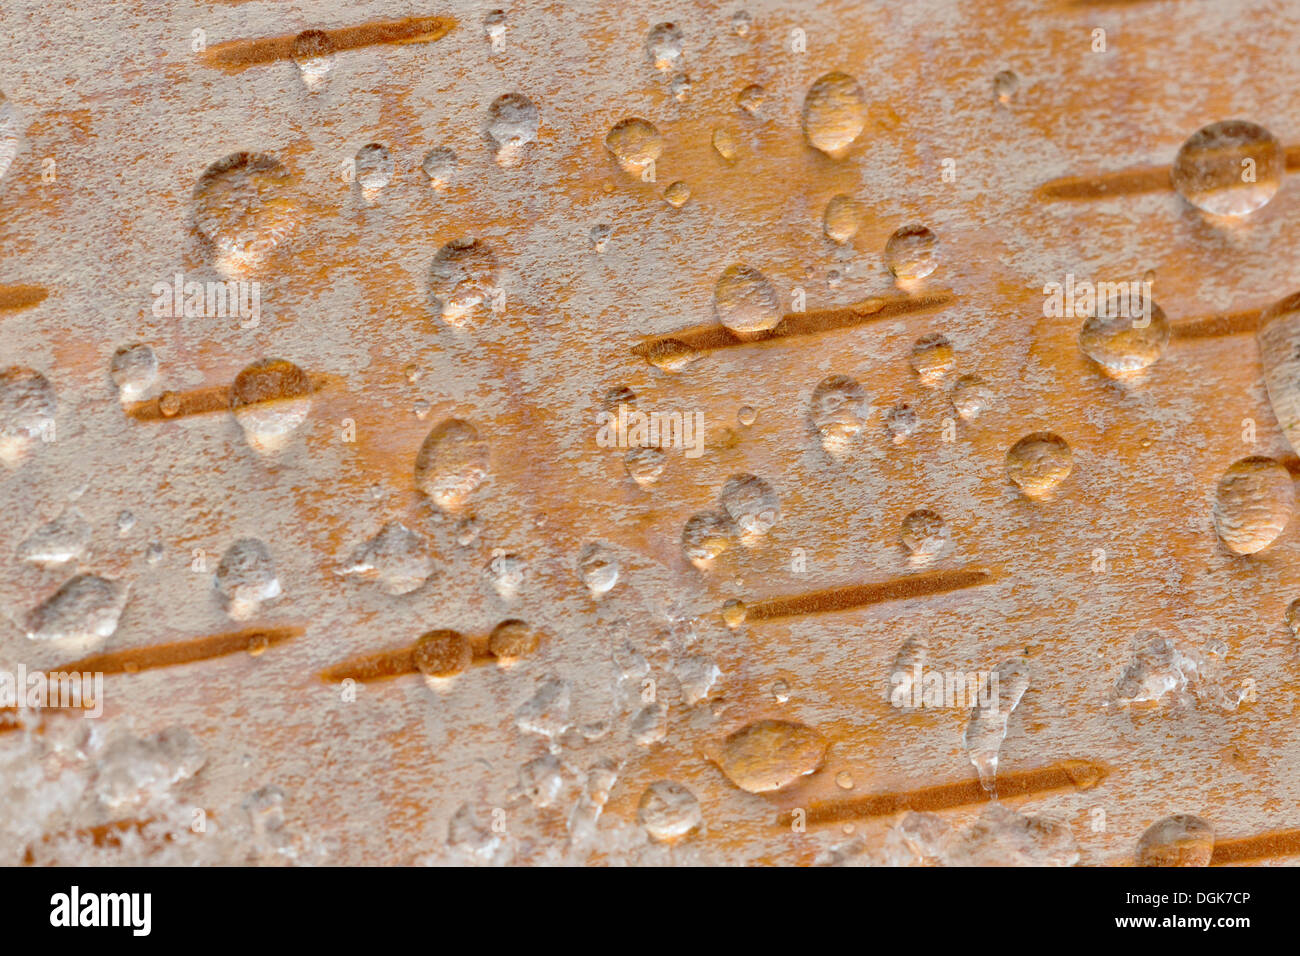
left=125, top=372, right=331, bottom=422
left=202, top=16, right=457, bottom=71
left=782, top=760, right=1108, bottom=827
left=1037, top=165, right=1171, bottom=201
left=320, top=646, right=418, bottom=683
left=0, top=284, right=49, bottom=311
left=1209, top=828, right=1300, bottom=865
left=633, top=292, right=956, bottom=358
left=1171, top=308, right=1262, bottom=340
left=744, top=568, right=992, bottom=623
left=54, top=626, right=303, bottom=676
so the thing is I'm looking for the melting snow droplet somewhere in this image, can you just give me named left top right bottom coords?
left=25, top=574, right=129, bottom=651
left=962, top=658, right=1030, bottom=795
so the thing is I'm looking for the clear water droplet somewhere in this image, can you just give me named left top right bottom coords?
left=485, top=93, right=539, bottom=167
left=1212, top=456, right=1294, bottom=555
left=193, top=152, right=299, bottom=276
left=413, top=629, right=472, bottom=679
left=802, top=72, right=867, bottom=159
left=230, top=359, right=313, bottom=454
left=421, top=147, right=457, bottom=190
left=823, top=194, right=861, bottom=244
left=910, top=332, right=956, bottom=386
left=214, top=538, right=280, bottom=620
left=110, top=344, right=157, bottom=402
left=901, top=509, right=947, bottom=558
left=962, top=658, right=1030, bottom=794
left=338, top=521, right=435, bottom=595
left=577, top=542, right=621, bottom=597
left=1172, top=120, right=1282, bottom=216
left=992, top=69, right=1019, bottom=104
left=25, top=574, right=129, bottom=650
left=1136, top=814, right=1214, bottom=867
left=711, top=719, right=828, bottom=793
left=353, top=142, right=393, bottom=190
left=605, top=118, right=663, bottom=176
left=291, top=30, right=334, bottom=85
left=645, top=22, right=684, bottom=71
left=1079, top=298, right=1169, bottom=374
left=1005, top=432, right=1072, bottom=498
left=18, top=507, right=91, bottom=567
left=682, top=510, right=736, bottom=567
left=428, top=238, right=499, bottom=328
left=713, top=264, right=781, bottom=336
left=885, top=224, right=939, bottom=281
left=0, top=366, right=55, bottom=468
left=489, top=619, right=540, bottom=663
left=414, top=418, right=490, bottom=511
left=663, top=180, right=690, bottom=207
left=638, top=781, right=701, bottom=841
left=950, top=374, right=993, bottom=420
left=810, top=374, right=869, bottom=455
left=719, top=473, right=780, bottom=541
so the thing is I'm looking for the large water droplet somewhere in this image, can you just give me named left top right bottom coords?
left=291, top=30, right=335, bottom=85
left=605, top=118, right=663, bottom=175
left=885, top=224, right=939, bottom=281
left=645, top=23, right=684, bottom=71
left=823, top=194, right=862, bottom=244
left=1172, top=120, right=1283, bottom=216
left=637, top=781, right=701, bottom=841
left=25, top=574, right=129, bottom=650
left=801, top=72, right=866, bottom=159
left=719, top=473, right=780, bottom=541
left=1005, top=432, right=1071, bottom=498
left=193, top=153, right=299, bottom=276
left=0, top=366, right=55, bottom=468
left=1079, top=298, right=1169, bottom=374
left=810, top=374, right=869, bottom=455
left=1136, top=814, right=1214, bottom=866
left=230, top=359, right=313, bottom=454
left=414, top=418, right=489, bottom=511
left=713, top=264, right=781, bottom=336
left=1256, top=292, right=1300, bottom=455
left=337, top=521, right=434, bottom=595
left=1212, top=456, right=1294, bottom=555
left=486, top=93, right=539, bottom=167
left=428, top=238, right=499, bottom=328
left=413, top=629, right=472, bottom=679
left=711, top=719, right=828, bottom=793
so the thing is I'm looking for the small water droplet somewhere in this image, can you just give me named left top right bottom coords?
left=901, top=509, right=947, bottom=558
left=18, top=507, right=91, bottom=567
left=0, top=366, right=55, bottom=468
left=645, top=338, right=699, bottom=372
left=682, top=510, right=736, bottom=567
left=950, top=374, right=993, bottom=420
left=1079, top=298, right=1170, bottom=374
left=414, top=418, right=490, bottom=511
left=421, top=147, right=457, bottom=190
left=737, top=405, right=756, bottom=426
left=0, top=92, right=21, bottom=181
left=719, top=473, right=780, bottom=541
left=731, top=11, right=754, bottom=36
left=736, top=83, right=765, bottom=114
left=353, top=142, right=393, bottom=191
left=1005, top=432, right=1072, bottom=498
left=337, top=521, right=435, bottom=595
left=992, top=69, right=1019, bottom=104
left=669, top=73, right=691, bottom=102
left=624, top=446, right=666, bottom=485
left=489, top=619, right=540, bottom=663
left=1256, top=292, right=1300, bottom=455
left=291, top=30, right=334, bottom=85
left=884, top=403, right=918, bottom=444
left=963, top=658, right=1030, bottom=795
left=663, top=180, right=691, bottom=207
left=885, top=224, right=939, bottom=281
left=771, top=679, right=790, bottom=703
left=577, top=542, right=620, bottom=596
left=712, top=127, right=738, bottom=161
left=110, top=344, right=158, bottom=402
left=1212, top=456, right=1294, bottom=555
left=721, top=598, right=747, bottom=628
left=810, top=374, right=869, bottom=455
left=835, top=770, right=854, bottom=790
left=214, top=538, right=280, bottom=620
left=158, top=391, right=181, bottom=417
left=1172, top=120, right=1282, bottom=216
left=802, top=72, right=867, bottom=159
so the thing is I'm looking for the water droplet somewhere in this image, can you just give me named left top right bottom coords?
left=18, top=507, right=91, bottom=567
left=736, top=83, right=765, bottom=114
left=737, top=404, right=756, bottom=426
left=513, top=753, right=563, bottom=808
left=1286, top=598, right=1300, bottom=638
left=638, top=781, right=701, bottom=841
left=963, top=658, right=1030, bottom=794
left=676, top=655, right=720, bottom=704
left=884, top=402, right=918, bottom=444
left=1212, top=456, right=1294, bottom=554
left=214, top=538, right=280, bottom=620
left=230, top=359, right=313, bottom=454
left=721, top=598, right=747, bottom=628
left=946, top=803, right=1078, bottom=866
left=1255, top=292, right=1300, bottom=455
left=624, top=446, right=666, bottom=485
left=771, top=679, right=790, bottom=703
left=158, top=391, right=181, bottom=417
left=193, top=152, right=299, bottom=276
left=577, top=542, right=620, bottom=596
left=421, top=147, right=457, bottom=190
left=663, top=180, right=690, bottom=207
left=485, top=93, right=539, bottom=167
left=1079, top=298, right=1170, bottom=374
left=712, top=127, right=738, bottom=161
left=515, top=676, right=572, bottom=739
left=710, top=719, right=828, bottom=793
left=605, top=118, right=663, bottom=175
left=910, top=332, right=956, bottom=386
left=835, top=770, right=854, bottom=790
left=1005, top=432, right=1072, bottom=498
left=645, top=338, right=699, bottom=372
left=413, top=629, right=472, bottom=679
left=353, top=142, right=393, bottom=190
left=992, top=69, right=1019, bottom=104
left=823, top=194, right=861, bottom=244
left=732, top=10, right=754, bottom=36
left=645, top=22, right=684, bottom=71
left=0, top=92, right=21, bottom=181
left=483, top=10, right=507, bottom=46
left=713, top=264, right=781, bottom=336
left=291, top=30, right=334, bottom=85
left=146, top=542, right=164, bottom=565
left=950, top=374, right=993, bottom=420
left=1113, top=631, right=1192, bottom=706
left=1136, top=814, right=1214, bottom=867
left=116, top=510, right=136, bottom=536
left=338, top=521, right=434, bottom=595
left=810, top=374, right=869, bottom=455
left=885, top=224, right=939, bottom=281
left=1172, top=120, right=1283, bottom=216
left=428, top=238, right=499, bottom=328
left=486, top=552, right=525, bottom=598
left=414, top=418, right=490, bottom=511
left=719, top=473, right=780, bottom=541
left=110, top=344, right=157, bottom=402
left=489, top=619, right=540, bottom=663
left=669, top=73, right=691, bottom=102
left=25, top=574, right=129, bottom=650
left=901, top=509, right=947, bottom=558
left=0, top=366, right=55, bottom=468
left=682, top=510, right=736, bottom=567
left=802, top=72, right=867, bottom=159
left=631, top=702, right=668, bottom=746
